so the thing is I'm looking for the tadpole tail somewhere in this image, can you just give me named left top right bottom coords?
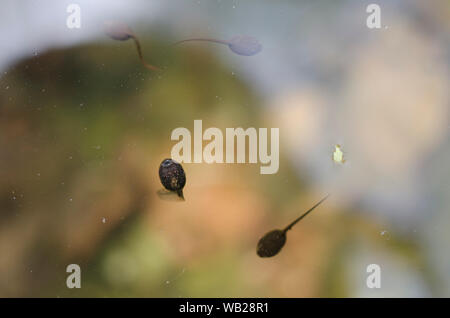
left=177, top=189, right=185, bottom=201
left=172, top=38, right=230, bottom=46
left=283, top=194, right=330, bottom=233
left=131, top=35, right=162, bottom=72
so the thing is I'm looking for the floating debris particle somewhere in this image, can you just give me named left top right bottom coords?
left=332, top=144, right=346, bottom=164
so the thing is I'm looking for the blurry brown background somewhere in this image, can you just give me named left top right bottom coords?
left=0, top=0, right=449, bottom=297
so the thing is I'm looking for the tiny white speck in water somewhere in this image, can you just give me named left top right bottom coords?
left=102, top=217, right=106, bottom=223
left=37, top=173, right=41, bottom=177
left=5, top=85, right=9, bottom=90
left=380, top=230, right=390, bottom=240
left=69, top=198, right=73, bottom=202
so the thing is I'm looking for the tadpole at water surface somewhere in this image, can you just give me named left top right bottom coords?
left=174, top=35, right=262, bottom=56
left=158, top=158, right=186, bottom=201
left=103, top=21, right=161, bottom=71
left=256, top=194, right=330, bottom=258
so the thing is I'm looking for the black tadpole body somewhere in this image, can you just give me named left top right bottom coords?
left=256, top=194, right=330, bottom=258
left=158, top=159, right=186, bottom=199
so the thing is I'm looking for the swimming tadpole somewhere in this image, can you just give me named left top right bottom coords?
left=256, top=194, right=330, bottom=258
left=103, top=21, right=161, bottom=71
left=158, top=159, right=186, bottom=201
left=174, top=35, right=262, bottom=56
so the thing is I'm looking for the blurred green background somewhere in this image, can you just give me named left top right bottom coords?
left=0, top=0, right=449, bottom=297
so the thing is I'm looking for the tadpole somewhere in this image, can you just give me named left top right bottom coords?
left=158, top=158, right=186, bottom=200
left=104, top=21, right=161, bottom=71
left=174, top=35, right=262, bottom=56
left=256, top=194, right=330, bottom=258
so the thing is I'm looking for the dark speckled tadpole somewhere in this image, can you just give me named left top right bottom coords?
left=158, top=159, right=186, bottom=200
left=256, top=194, right=330, bottom=258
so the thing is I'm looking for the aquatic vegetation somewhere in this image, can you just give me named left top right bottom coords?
left=104, top=21, right=161, bottom=71
left=158, top=158, right=186, bottom=200
left=174, top=35, right=262, bottom=56
left=256, top=194, right=330, bottom=257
